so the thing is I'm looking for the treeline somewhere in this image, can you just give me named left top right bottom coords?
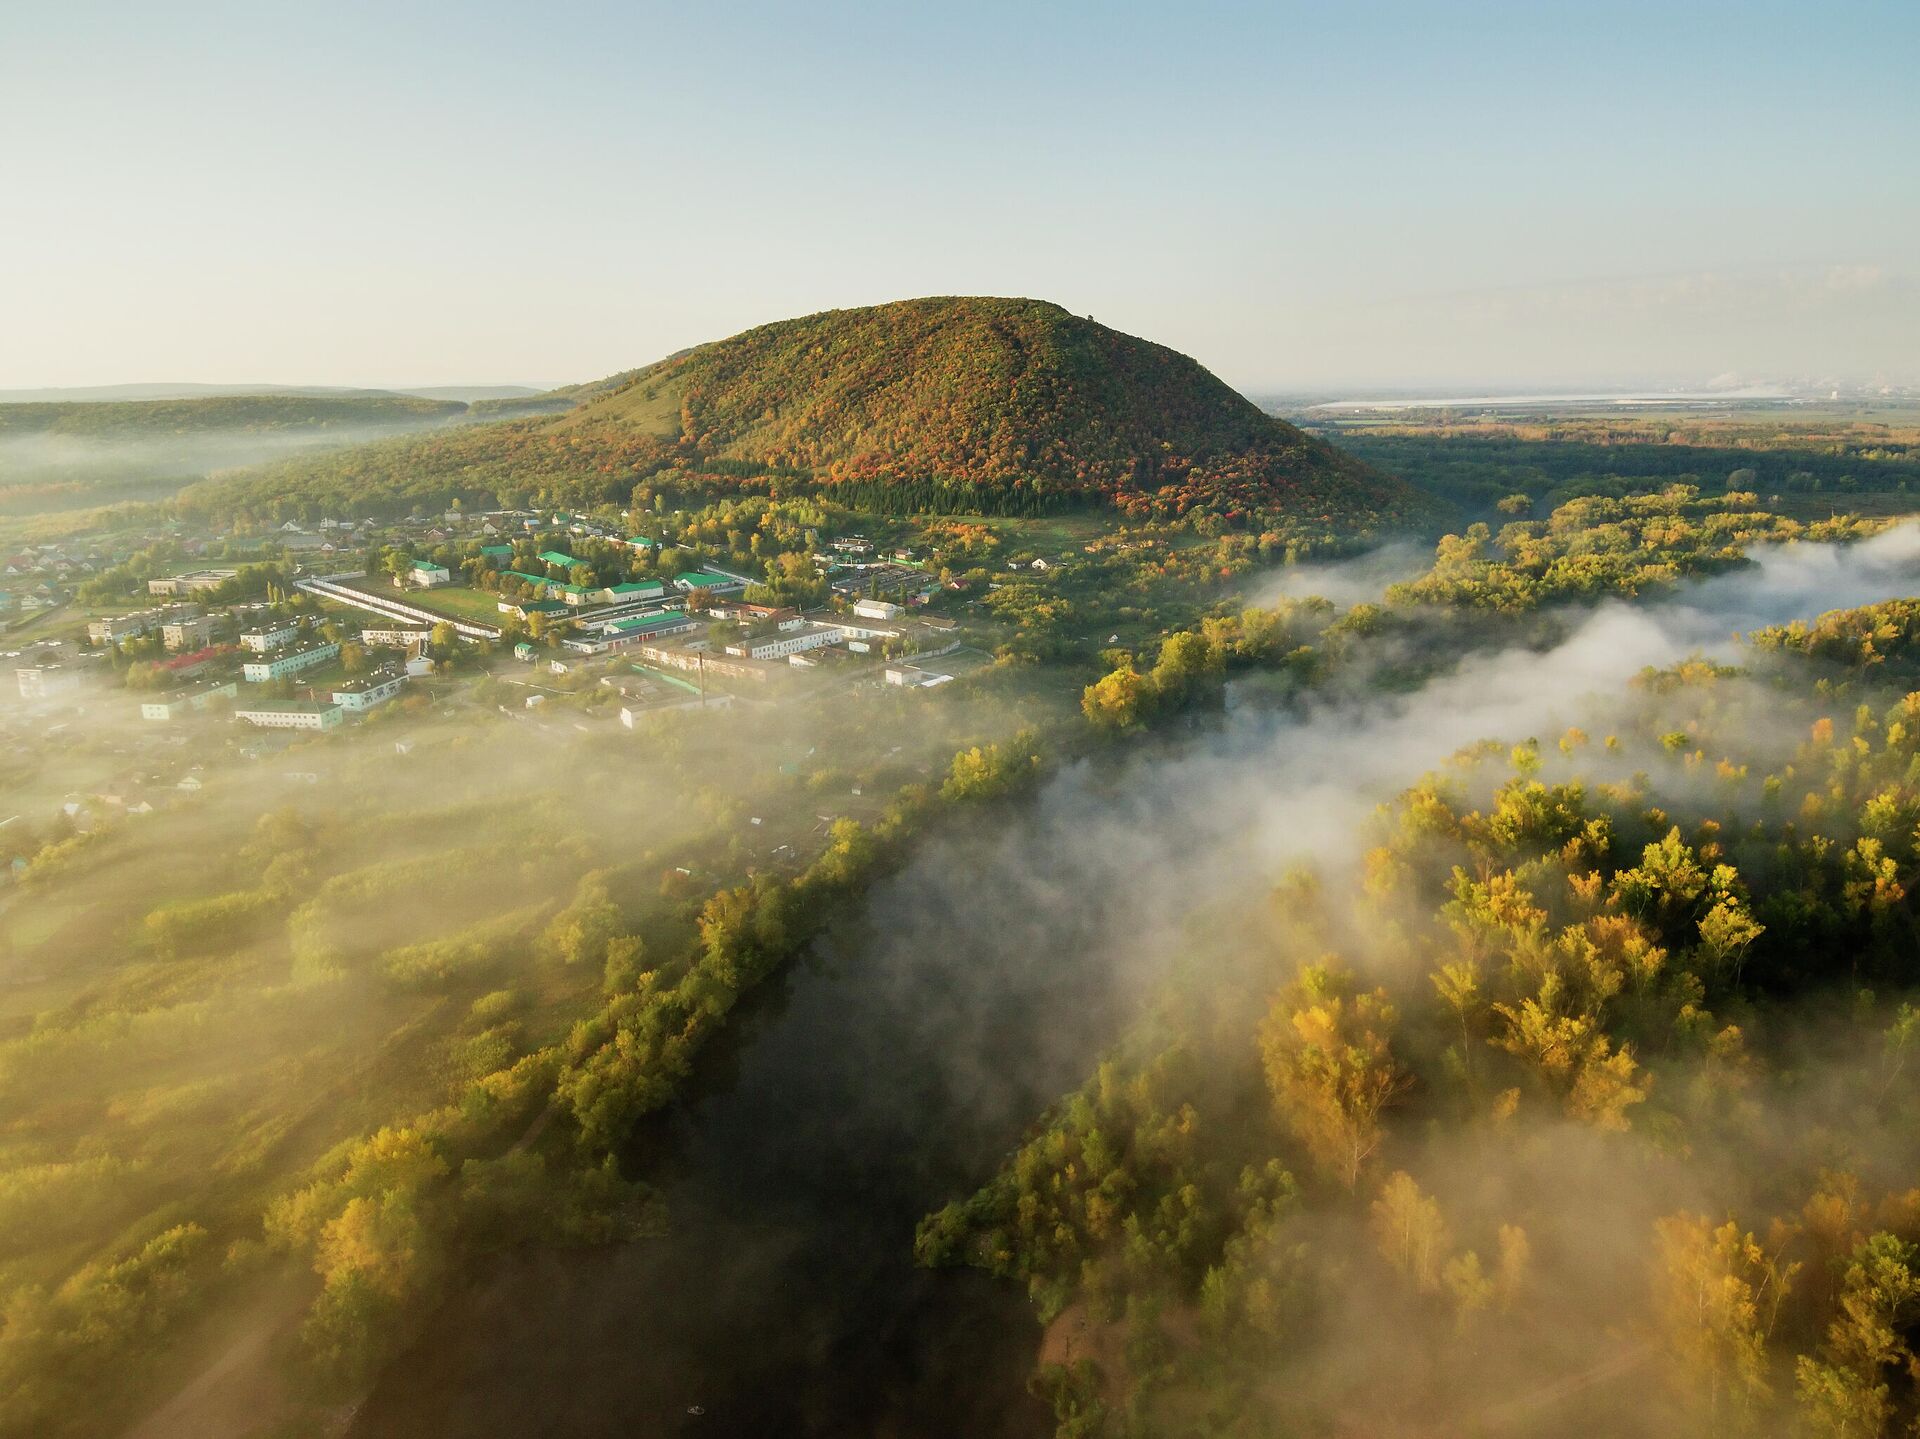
left=1080, top=600, right=1331, bottom=731
left=1385, top=485, right=1883, bottom=612
left=1331, top=422, right=1920, bottom=516
left=0, top=394, right=466, bottom=439
left=259, top=738, right=1046, bottom=1393
left=930, top=605, right=1920, bottom=1437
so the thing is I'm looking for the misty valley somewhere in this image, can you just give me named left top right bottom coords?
left=6, top=301, right=1920, bottom=1439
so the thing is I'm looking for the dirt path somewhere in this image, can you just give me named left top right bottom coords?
left=123, top=1272, right=319, bottom=1439
left=1457, top=1340, right=1656, bottom=1432
left=1332, top=1339, right=1658, bottom=1438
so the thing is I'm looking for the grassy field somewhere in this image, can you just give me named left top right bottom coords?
left=403, top=584, right=513, bottom=624
left=327, top=578, right=505, bottom=626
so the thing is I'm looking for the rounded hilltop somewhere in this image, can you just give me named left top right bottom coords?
left=185, top=296, right=1430, bottom=533
left=568, top=295, right=1425, bottom=526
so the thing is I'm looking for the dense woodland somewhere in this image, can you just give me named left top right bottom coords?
left=176, top=299, right=1433, bottom=535
left=0, top=660, right=1061, bottom=1438
left=925, top=570, right=1920, bottom=1437
left=1322, top=415, right=1920, bottom=518
left=1386, top=487, right=1877, bottom=611
left=9, top=358, right=1920, bottom=1438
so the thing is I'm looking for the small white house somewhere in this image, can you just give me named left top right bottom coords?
left=407, top=562, right=452, bottom=589
left=852, top=598, right=903, bottom=621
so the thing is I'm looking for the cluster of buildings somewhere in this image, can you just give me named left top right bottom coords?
left=228, top=665, right=411, bottom=731
left=3, top=542, right=115, bottom=619
left=553, top=589, right=955, bottom=691
left=15, top=506, right=970, bottom=749
left=488, top=545, right=740, bottom=612
left=87, top=602, right=217, bottom=650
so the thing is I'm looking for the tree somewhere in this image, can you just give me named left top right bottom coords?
left=1258, top=964, right=1409, bottom=1189
left=1082, top=662, right=1151, bottom=732
left=1795, top=1232, right=1920, bottom=1439
left=1652, top=1213, right=1796, bottom=1434
left=543, top=873, right=623, bottom=968
left=1370, top=1171, right=1450, bottom=1293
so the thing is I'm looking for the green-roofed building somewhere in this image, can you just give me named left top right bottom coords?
left=480, top=544, right=514, bottom=559
left=674, top=570, right=739, bottom=592
left=549, top=581, right=611, bottom=607
left=539, top=550, right=579, bottom=571
left=607, top=581, right=665, bottom=599
left=624, top=536, right=656, bottom=550
left=610, top=611, right=694, bottom=636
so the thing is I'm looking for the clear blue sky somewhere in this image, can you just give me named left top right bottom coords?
left=2, top=0, right=1914, bottom=391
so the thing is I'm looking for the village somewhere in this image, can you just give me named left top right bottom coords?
left=0, top=502, right=1012, bottom=867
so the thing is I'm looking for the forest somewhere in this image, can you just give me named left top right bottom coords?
left=916, top=507, right=1920, bottom=1437
left=10, top=390, right=1920, bottom=1438
left=0, top=644, right=1066, bottom=1438
left=1317, top=412, right=1920, bottom=519
left=175, top=299, right=1432, bottom=536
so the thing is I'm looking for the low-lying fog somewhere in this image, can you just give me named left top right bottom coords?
left=355, top=525, right=1920, bottom=1438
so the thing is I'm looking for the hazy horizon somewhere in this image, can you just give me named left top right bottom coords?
left=4, top=1, right=1916, bottom=393
left=2, top=365, right=1911, bottom=410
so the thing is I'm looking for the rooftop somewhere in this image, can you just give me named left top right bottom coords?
left=610, top=612, right=693, bottom=633
left=333, top=673, right=403, bottom=693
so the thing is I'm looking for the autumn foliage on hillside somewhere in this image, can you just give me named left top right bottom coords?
left=184, top=298, right=1429, bottom=535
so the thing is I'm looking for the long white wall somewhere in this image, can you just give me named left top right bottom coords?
left=297, top=575, right=501, bottom=640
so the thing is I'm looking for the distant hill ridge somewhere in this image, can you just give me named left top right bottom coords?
left=184, top=297, right=1430, bottom=531
left=0, top=383, right=551, bottom=404
left=0, top=394, right=467, bottom=437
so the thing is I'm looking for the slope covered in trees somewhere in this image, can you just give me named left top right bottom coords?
left=0, top=394, right=467, bottom=439
left=181, top=299, right=1431, bottom=535
left=925, top=602, right=1920, bottom=1437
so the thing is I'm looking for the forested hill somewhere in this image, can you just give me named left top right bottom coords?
left=180, top=298, right=1432, bottom=534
